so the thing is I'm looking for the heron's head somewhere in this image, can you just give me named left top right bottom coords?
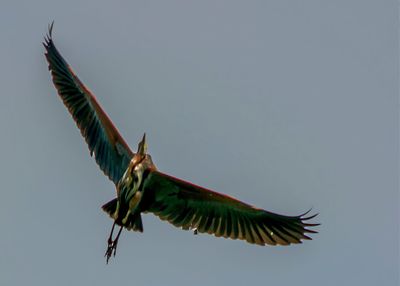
left=129, top=133, right=151, bottom=190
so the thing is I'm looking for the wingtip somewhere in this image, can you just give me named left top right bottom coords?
left=299, top=207, right=319, bottom=221
left=299, top=207, right=313, bottom=217
left=44, top=21, right=55, bottom=47
left=48, top=21, right=54, bottom=37
left=302, top=213, right=319, bottom=221
left=297, top=208, right=320, bottom=237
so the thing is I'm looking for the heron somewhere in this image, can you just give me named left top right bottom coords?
left=43, top=23, right=318, bottom=263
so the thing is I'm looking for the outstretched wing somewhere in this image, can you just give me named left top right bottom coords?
left=43, top=23, right=134, bottom=185
left=144, top=171, right=318, bottom=245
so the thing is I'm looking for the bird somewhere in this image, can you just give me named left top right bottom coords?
left=43, top=23, right=318, bottom=263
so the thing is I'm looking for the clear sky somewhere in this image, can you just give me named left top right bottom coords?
left=0, top=1, right=398, bottom=285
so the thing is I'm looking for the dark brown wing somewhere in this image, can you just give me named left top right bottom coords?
left=43, top=23, right=134, bottom=185
left=143, top=171, right=318, bottom=246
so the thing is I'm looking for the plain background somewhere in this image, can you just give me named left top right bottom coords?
left=0, top=1, right=398, bottom=285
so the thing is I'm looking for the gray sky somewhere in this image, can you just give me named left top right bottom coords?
left=0, top=1, right=398, bottom=285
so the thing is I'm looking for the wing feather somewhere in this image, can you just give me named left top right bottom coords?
left=43, top=23, right=133, bottom=184
left=143, top=171, right=319, bottom=246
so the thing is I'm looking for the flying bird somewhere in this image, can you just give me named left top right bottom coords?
left=43, top=23, right=318, bottom=263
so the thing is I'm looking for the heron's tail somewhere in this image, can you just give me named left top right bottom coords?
left=102, top=198, right=143, bottom=232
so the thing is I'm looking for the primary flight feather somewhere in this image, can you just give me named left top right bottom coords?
left=43, top=23, right=318, bottom=263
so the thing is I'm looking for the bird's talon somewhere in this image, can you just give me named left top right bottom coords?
left=105, top=240, right=116, bottom=263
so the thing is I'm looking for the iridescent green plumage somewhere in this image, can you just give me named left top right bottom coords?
left=142, top=171, right=317, bottom=245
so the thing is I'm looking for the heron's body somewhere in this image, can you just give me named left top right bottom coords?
left=43, top=23, right=318, bottom=263
left=104, top=147, right=156, bottom=232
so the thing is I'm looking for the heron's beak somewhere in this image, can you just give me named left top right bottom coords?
left=137, top=133, right=147, bottom=155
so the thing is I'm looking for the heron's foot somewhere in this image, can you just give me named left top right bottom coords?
left=105, top=237, right=118, bottom=264
left=105, top=222, right=123, bottom=264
